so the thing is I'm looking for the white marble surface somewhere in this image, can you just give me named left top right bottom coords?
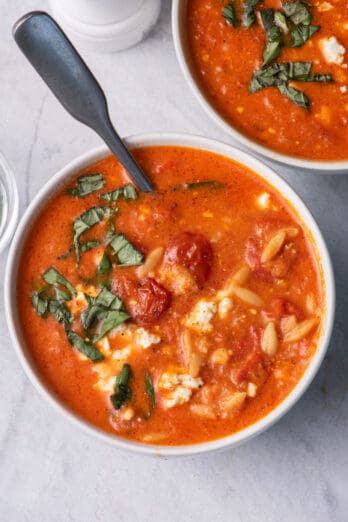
left=1, top=1, right=348, bottom=520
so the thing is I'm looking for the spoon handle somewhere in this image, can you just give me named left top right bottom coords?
left=13, top=11, right=154, bottom=193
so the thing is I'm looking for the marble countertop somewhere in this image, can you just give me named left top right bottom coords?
left=1, top=1, right=347, bottom=520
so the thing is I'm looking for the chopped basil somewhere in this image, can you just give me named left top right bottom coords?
left=49, top=299, right=73, bottom=324
left=290, top=24, right=319, bottom=47
left=145, top=370, right=155, bottom=415
left=68, top=173, right=105, bottom=198
left=260, top=9, right=282, bottom=66
left=110, top=364, right=132, bottom=410
left=242, top=0, right=262, bottom=27
left=54, top=287, right=72, bottom=301
left=80, top=287, right=130, bottom=342
left=182, top=180, right=224, bottom=190
left=32, top=291, right=49, bottom=318
left=109, top=234, right=144, bottom=266
left=65, top=328, right=104, bottom=362
left=101, top=184, right=138, bottom=202
left=274, top=11, right=289, bottom=33
left=42, top=266, right=76, bottom=296
left=57, top=248, right=72, bottom=260
left=250, top=62, right=332, bottom=108
left=222, top=2, right=238, bottom=28
left=81, top=240, right=101, bottom=252
left=97, top=251, right=112, bottom=274
left=73, top=206, right=105, bottom=263
left=282, top=1, right=311, bottom=26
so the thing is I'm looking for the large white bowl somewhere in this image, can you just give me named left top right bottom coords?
left=4, top=133, right=335, bottom=457
left=172, top=0, right=348, bottom=173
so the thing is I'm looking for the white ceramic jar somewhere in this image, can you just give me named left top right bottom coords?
left=49, top=0, right=161, bottom=53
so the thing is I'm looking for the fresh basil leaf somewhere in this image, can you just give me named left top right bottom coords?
left=183, top=180, right=224, bottom=189
left=42, top=266, right=76, bottom=295
left=290, top=24, right=319, bottom=47
left=81, top=240, right=101, bottom=252
left=260, top=9, right=282, bottom=66
left=145, top=370, right=155, bottom=414
left=110, top=234, right=144, bottom=266
left=55, top=287, right=72, bottom=301
left=278, top=83, right=310, bottom=109
left=57, top=248, right=72, bottom=260
left=68, top=173, right=105, bottom=198
left=95, top=287, right=124, bottom=310
left=97, top=251, right=112, bottom=274
left=282, top=1, right=311, bottom=26
left=222, top=2, right=238, bottom=28
left=306, top=73, right=333, bottom=83
left=49, top=299, right=73, bottom=324
left=243, top=0, right=262, bottom=27
left=92, top=310, right=130, bottom=342
left=274, top=11, right=289, bottom=33
left=99, top=279, right=112, bottom=290
left=65, top=328, right=104, bottom=362
left=110, top=364, right=132, bottom=409
left=73, top=206, right=105, bottom=263
left=101, top=184, right=138, bottom=202
left=32, top=291, right=49, bottom=317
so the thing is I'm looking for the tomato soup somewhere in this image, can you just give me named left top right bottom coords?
left=186, top=0, right=348, bottom=160
left=17, top=146, right=323, bottom=445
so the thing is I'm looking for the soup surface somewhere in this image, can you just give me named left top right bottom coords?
left=186, top=0, right=348, bottom=160
left=18, top=146, right=323, bottom=445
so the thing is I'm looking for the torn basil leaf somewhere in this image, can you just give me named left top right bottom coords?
left=260, top=9, right=282, bottom=66
left=145, top=370, right=155, bottom=415
left=110, top=363, right=132, bottom=410
left=80, top=287, right=130, bottom=342
left=222, top=2, right=238, bottom=28
left=49, top=299, right=73, bottom=324
left=42, top=266, right=76, bottom=296
left=73, top=206, right=105, bottom=263
left=290, top=24, right=319, bottom=47
left=32, top=291, right=49, bottom=318
left=68, top=173, right=105, bottom=198
left=274, top=11, right=288, bottom=33
left=282, top=1, right=311, bottom=26
left=57, top=248, right=72, bottom=260
left=97, top=251, right=112, bottom=274
left=243, top=0, right=262, bottom=27
left=81, top=240, right=101, bottom=253
left=101, top=184, right=138, bottom=202
left=65, top=328, right=104, bottom=362
left=110, top=234, right=144, bottom=266
left=183, top=180, right=224, bottom=190
left=54, top=287, right=72, bottom=301
left=278, top=83, right=309, bottom=109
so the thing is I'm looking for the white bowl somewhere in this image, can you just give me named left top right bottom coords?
left=172, top=0, right=348, bottom=173
left=4, top=133, right=335, bottom=457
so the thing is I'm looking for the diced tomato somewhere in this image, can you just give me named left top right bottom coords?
left=131, top=277, right=171, bottom=325
left=244, top=238, right=274, bottom=282
left=230, top=326, right=268, bottom=387
left=163, top=232, right=213, bottom=284
left=269, top=298, right=303, bottom=321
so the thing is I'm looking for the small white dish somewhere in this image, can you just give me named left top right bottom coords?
left=4, top=133, right=335, bottom=457
left=171, top=0, right=348, bottom=173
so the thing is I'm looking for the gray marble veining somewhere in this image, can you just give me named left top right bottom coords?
left=0, top=1, right=347, bottom=521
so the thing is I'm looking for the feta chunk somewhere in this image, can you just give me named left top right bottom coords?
left=135, top=327, right=161, bottom=349
left=340, top=85, right=347, bottom=93
left=159, top=372, right=203, bottom=408
left=317, top=2, right=333, bottom=12
left=112, top=347, right=131, bottom=360
left=185, top=300, right=217, bottom=333
left=218, top=297, right=233, bottom=319
left=257, top=192, right=270, bottom=209
left=320, top=36, right=346, bottom=65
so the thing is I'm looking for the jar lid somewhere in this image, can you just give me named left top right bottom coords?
left=0, top=153, right=19, bottom=254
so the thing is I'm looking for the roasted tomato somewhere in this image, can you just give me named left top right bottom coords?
left=163, top=232, right=213, bottom=284
left=131, top=277, right=171, bottom=325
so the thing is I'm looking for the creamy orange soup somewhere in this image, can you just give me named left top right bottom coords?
left=187, top=0, right=348, bottom=160
left=17, top=146, right=323, bottom=445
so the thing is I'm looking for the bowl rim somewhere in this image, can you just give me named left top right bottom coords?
left=4, top=132, right=335, bottom=457
left=171, top=0, right=348, bottom=173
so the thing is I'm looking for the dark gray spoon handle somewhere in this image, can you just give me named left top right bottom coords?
left=13, top=11, right=154, bottom=193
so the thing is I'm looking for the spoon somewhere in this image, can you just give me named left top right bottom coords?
left=13, top=11, right=154, bottom=193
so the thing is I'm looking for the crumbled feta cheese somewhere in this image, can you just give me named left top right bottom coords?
left=257, top=192, right=270, bottom=209
left=320, top=36, right=346, bottom=65
left=112, top=347, right=131, bottom=360
left=218, top=297, right=233, bottom=319
left=247, top=382, right=258, bottom=398
left=185, top=300, right=217, bottom=333
left=340, top=85, right=347, bottom=93
left=317, top=2, right=333, bottom=12
left=96, top=336, right=110, bottom=355
left=135, top=327, right=161, bottom=349
left=159, top=372, right=203, bottom=408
